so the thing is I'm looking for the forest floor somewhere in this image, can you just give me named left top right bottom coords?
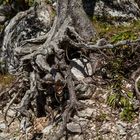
left=0, top=87, right=140, bottom=140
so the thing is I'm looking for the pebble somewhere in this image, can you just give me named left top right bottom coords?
left=78, top=108, right=95, bottom=118
left=42, top=124, right=53, bottom=134
left=67, top=122, right=81, bottom=133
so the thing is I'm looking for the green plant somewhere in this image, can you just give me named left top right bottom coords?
left=120, top=106, right=136, bottom=121
left=107, top=89, right=136, bottom=121
left=93, top=16, right=140, bottom=42
left=111, top=31, right=137, bottom=43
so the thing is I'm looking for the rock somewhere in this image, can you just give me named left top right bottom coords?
left=0, top=16, right=6, bottom=24
left=81, top=99, right=95, bottom=105
left=94, top=0, right=140, bottom=24
left=78, top=107, right=95, bottom=118
left=0, top=122, right=6, bottom=129
left=76, top=83, right=95, bottom=100
left=71, top=58, right=93, bottom=80
left=99, top=122, right=112, bottom=134
left=133, top=99, right=140, bottom=110
left=132, top=123, right=140, bottom=133
left=67, top=122, right=81, bottom=133
left=132, top=135, right=140, bottom=140
left=43, top=73, right=53, bottom=82
left=72, top=135, right=84, bottom=140
left=83, top=77, right=93, bottom=84
left=6, top=109, right=15, bottom=117
left=52, top=2, right=57, bottom=9
left=0, top=133, right=9, bottom=139
left=99, top=128, right=110, bottom=135
left=116, top=121, right=127, bottom=136
left=42, top=124, right=53, bottom=134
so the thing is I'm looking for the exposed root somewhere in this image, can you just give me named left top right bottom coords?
left=53, top=66, right=80, bottom=140
left=135, top=75, right=140, bottom=101
left=131, top=67, right=140, bottom=102
left=1, top=0, right=140, bottom=139
left=4, top=88, right=21, bottom=125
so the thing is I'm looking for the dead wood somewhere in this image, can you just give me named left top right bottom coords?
left=0, top=0, right=140, bottom=139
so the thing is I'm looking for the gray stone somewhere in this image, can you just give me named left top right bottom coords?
left=94, top=0, right=140, bottom=24
left=0, top=16, right=6, bottom=24
left=42, top=125, right=53, bottom=134
left=0, top=133, right=9, bottom=139
left=0, top=122, right=6, bottom=129
left=67, top=122, right=81, bottom=133
left=78, top=108, right=94, bottom=118
left=71, top=58, right=92, bottom=80
left=72, top=135, right=84, bottom=140
left=7, top=109, right=15, bottom=117
left=116, top=121, right=127, bottom=136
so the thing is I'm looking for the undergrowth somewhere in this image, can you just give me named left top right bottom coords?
left=93, top=16, right=140, bottom=121
left=93, top=17, right=140, bottom=42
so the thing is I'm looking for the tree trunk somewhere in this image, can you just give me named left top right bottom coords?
left=49, top=0, right=95, bottom=41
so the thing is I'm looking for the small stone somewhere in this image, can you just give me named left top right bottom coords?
left=42, top=125, right=53, bottom=134
left=67, top=122, right=81, bottom=133
left=116, top=121, right=127, bottom=136
left=43, top=73, right=53, bottom=81
left=100, top=128, right=110, bottom=134
left=72, top=135, right=84, bottom=140
left=0, top=133, right=9, bottom=139
left=83, top=77, right=93, bottom=84
left=117, top=121, right=127, bottom=127
left=0, top=122, right=6, bottom=129
left=71, top=58, right=93, bottom=80
left=80, top=120, right=88, bottom=127
left=0, top=16, right=6, bottom=24
left=7, top=109, right=15, bottom=117
left=78, top=108, right=94, bottom=118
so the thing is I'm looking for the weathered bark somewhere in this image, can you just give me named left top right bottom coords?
left=49, top=0, right=95, bottom=41
left=0, top=0, right=140, bottom=139
left=0, top=0, right=96, bottom=139
left=0, top=3, right=54, bottom=73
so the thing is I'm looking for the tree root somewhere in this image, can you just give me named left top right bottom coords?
left=1, top=1, right=140, bottom=139
left=131, top=67, right=140, bottom=102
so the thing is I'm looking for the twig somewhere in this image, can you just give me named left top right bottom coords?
left=65, top=35, right=140, bottom=50
left=4, top=88, right=21, bottom=126
left=135, top=75, right=140, bottom=101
